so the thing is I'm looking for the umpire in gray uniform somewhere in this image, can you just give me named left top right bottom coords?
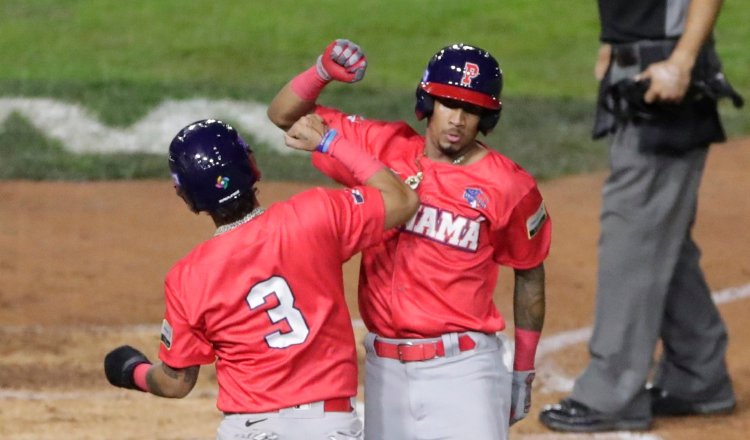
left=540, top=0, right=742, bottom=432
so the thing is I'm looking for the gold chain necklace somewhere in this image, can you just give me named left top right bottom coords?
left=451, top=153, right=468, bottom=165
left=405, top=150, right=468, bottom=190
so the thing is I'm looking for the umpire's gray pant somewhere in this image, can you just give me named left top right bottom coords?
left=570, top=123, right=733, bottom=415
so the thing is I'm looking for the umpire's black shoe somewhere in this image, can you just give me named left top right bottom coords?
left=650, top=386, right=736, bottom=416
left=539, top=398, right=651, bottom=432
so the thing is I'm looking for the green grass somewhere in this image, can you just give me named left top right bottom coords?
left=0, top=0, right=747, bottom=181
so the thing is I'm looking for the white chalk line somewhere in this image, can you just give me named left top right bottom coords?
left=1, top=283, right=747, bottom=440
left=536, top=282, right=750, bottom=394
left=2, top=282, right=748, bottom=398
left=0, top=97, right=291, bottom=155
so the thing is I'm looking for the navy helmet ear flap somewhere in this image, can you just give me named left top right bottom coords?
left=478, top=109, right=501, bottom=135
left=415, top=87, right=434, bottom=120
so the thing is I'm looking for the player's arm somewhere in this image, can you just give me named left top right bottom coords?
left=267, top=39, right=367, bottom=130
left=509, top=263, right=545, bottom=425
left=513, top=263, right=545, bottom=334
left=637, top=0, right=724, bottom=103
left=285, top=114, right=418, bottom=229
left=104, top=345, right=199, bottom=398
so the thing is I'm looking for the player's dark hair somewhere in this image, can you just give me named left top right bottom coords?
left=209, top=190, right=259, bottom=225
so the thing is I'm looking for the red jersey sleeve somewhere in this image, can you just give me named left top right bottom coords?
left=310, top=105, right=417, bottom=187
left=303, top=185, right=386, bottom=259
left=159, top=272, right=216, bottom=368
left=491, top=186, right=551, bottom=269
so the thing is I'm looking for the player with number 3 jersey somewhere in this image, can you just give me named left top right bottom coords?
left=103, top=117, right=418, bottom=440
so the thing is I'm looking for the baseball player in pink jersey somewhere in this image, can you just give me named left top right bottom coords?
left=268, top=40, right=552, bottom=439
left=103, top=117, right=418, bottom=439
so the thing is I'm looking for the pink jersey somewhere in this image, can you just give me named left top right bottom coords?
left=158, top=186, right=385, bottom=413
left=313, top=106, right=551, bottom=338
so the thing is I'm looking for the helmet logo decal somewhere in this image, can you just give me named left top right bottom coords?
left=215, top=176, right=230, bottom=189
left=461, top=62, right=480, bottom=86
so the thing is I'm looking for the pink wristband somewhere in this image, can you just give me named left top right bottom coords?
left=290, top=66, right=330, bottom=101
left=133, top=363, right=152, bottom=392
left=326, top=134, right=384, bottom=184
left=513, top=328, right=541, bottom=371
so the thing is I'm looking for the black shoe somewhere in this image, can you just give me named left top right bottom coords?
left=539, top=398, right=651, bottom=432
left=649, top=386, right=736, bottom=416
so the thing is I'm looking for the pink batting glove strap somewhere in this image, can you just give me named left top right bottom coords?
left=513, top=328, right=541, bottom=371
left=327, top=134, right=384, bottom=184
left=290, top=65, right=330, bottom=101
left=133, top=362, right=152, bottom=393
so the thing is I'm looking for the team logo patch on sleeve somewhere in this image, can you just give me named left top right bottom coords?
left=526, top=202, right=547, bottom=239
left=348, top=188, right=365, bottom=204
left=160, top=319, right=173, bottom=350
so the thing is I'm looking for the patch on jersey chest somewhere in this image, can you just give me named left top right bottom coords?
left=526, top=202, right=548, bottom=239
left=160, top=319, right=173, bottom=350
left=463, top=187, right=488, bottom=209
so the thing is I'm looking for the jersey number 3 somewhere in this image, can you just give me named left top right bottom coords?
left=246, top=276, right=310, bottom=348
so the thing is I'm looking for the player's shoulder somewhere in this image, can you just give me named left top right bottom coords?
left=481, top=145, right=539, bottom=187
left=286, top=185, right=376, bottom=211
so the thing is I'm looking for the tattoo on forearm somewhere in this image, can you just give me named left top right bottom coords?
left=162, top=363, right=180, bottom=379
left=183, top=366, right=199, bottom=384
left=145, top=363, right=199, bottom=397
left=514, top=265, right=546, bottom=331
left=146, top=366, right=166, bottom=396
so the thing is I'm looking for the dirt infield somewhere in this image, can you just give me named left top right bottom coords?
left=1, top=138, right=749, bottom=439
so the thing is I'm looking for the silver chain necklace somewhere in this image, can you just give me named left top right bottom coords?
left=214, top=206, right=266, bottom=236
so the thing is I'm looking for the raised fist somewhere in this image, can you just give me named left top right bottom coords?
left=284, top=114, right=329, bottom=152
left=316, top=39, right=367, bottom=83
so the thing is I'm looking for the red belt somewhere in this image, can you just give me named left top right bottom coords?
left=320, top=397, right=353, bottom=412
left=373, top=334, right=477, bottom=362
left=224, top=397, right=352, bottom=415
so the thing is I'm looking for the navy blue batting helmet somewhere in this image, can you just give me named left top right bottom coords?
left=415, top=43, right=503, bottom=133
left=168, top=119, right=260, bottom=212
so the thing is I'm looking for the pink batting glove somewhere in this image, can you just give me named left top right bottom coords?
left=316, top=39, right=367, bottom=83
left=510, top=370, right=535, bottom=426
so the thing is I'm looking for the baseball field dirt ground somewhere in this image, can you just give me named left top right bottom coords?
left=1, top=138, right=748, bottom=440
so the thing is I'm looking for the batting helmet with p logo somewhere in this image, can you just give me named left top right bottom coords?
left=415, top=43, right=503, bottom=134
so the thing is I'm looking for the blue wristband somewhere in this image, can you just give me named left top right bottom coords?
left=316, top=129, right=338, bottom=154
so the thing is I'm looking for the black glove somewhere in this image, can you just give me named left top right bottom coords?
left=104, top=345, right=151, bottom=390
